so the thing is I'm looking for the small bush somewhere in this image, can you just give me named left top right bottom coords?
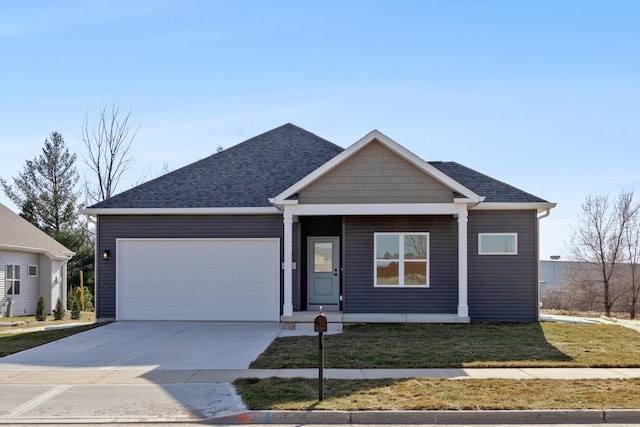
left=70, top=298, right=81, bottom=320
left=35, top=296, right=46, bottom=321
left=53, top=297, right=65, bottom=320
left=83, top=287, right=94, bottom=312
left=74, top=287, right=84, bottom=311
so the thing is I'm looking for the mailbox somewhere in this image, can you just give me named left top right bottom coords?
left=314, top=313, right=328, bottom=333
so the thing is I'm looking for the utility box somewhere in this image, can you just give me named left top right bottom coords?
left=314, top=313, right=328, bottom=333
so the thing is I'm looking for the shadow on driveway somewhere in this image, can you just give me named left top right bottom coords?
left=0, top=321, right=282, bottom=421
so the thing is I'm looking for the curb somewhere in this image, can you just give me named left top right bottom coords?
left=208, top=409, right=640, bottom=424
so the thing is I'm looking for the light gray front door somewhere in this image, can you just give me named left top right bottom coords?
left=307, top=237, right=340, bottom=311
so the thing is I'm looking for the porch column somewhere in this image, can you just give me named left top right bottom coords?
left=283, top=210, right=294, bottom=316
left=457, top=210, right=469, bottom=318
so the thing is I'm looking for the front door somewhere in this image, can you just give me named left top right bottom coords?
left=307, top=237, right=340, bottom=311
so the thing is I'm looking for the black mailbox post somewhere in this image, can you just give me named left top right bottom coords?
left=314, top=310, right=328, bottom=401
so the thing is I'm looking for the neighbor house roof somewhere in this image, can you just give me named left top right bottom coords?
left=85, top=123, right=550, bottom=211
left=0, top=203, right=74, bottom=260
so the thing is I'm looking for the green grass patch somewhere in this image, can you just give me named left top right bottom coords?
left=234, top=377, right=640, bottom=410
left=251, top=323, right=640, bottom=369
left=0, top=323, right=107, bottom=357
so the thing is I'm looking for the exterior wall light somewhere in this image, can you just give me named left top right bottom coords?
left=102, top=250, right=111, bottom=260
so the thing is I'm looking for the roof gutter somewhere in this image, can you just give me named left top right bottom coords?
left=80, top=207, right=281, bottom=216
left=537, top=209, right=551, bottom=220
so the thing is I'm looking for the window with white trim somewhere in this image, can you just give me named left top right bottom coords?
left=28, top=265, right=38, bottom=277
left=374, top=232, right=429, bottom=287
left=6, top=264, right=21, bottom=295
left=478, top=233, right=518, bottom=255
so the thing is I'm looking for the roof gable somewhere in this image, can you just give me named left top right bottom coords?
left=273, top=130, right=483, bottom=204
left=0, top=203, right=74, bottom=260
left=298, top=139, right=454, bottom=204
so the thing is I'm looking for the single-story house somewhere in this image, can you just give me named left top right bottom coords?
left=1, top=202, right=74, bottom=317
left=83, top=124, right=556, bottom=323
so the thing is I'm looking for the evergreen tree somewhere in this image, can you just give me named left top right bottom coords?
left=1, top=131, right=81, bottom=237
left=35, top=297, right=46, bottom=321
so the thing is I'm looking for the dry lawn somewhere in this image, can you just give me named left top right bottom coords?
left=235, top=377, right=640, bottom=410
left=251, top=322, right=640, bottom=369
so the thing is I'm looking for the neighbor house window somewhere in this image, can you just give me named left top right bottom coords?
left=375, top=232, right=429, bottom=287
left=6, top=264, right=20, bottom=295
left=478, top=233, right=518, bottom=255
left=28, top=265, right=38, bottom=277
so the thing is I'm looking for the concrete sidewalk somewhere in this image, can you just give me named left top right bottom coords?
left=1, top=368, right=639, bottom=424
left=1, top=367, right=639, bottom=384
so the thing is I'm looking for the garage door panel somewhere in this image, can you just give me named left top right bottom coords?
left=117, top=239, right=280, bottom=321
left=199, top=287, right=234, bottom=299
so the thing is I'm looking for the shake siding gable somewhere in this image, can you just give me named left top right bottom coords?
left=343, top=215, right=458, bottom=314
left=96, top=215, right=284, bottom=319
left=298, top=140, right=453, bottom=204
left=467, top=210, right=538, bottom=322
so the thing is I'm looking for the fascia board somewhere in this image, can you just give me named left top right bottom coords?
left=472, top=202, right=557, bottom=212
left=0, top=244, right=75, bottom=260
left=273, top=129, right=482, bottom=203
left=80, top=207, right=281, bottom=216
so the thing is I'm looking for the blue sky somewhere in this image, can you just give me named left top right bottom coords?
left=1, top=0, right=639, bottom=259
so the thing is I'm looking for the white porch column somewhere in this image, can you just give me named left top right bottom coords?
left=282, top=210, right=294, bottom=316
left=457, top=210, right=469, bottom=318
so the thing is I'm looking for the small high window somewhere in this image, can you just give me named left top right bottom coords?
left=28, top=265, right=38, bottom=277
left=478, top=233, right=518, bottom=255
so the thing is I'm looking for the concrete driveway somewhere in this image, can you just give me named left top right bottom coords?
left=0, top=321, right=283, bottom=422
left=0, top=321, right=283, bottom=370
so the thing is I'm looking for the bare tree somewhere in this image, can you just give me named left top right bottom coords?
left=624, top=203, right=640, bottom=318
left=570, top=192, right=639, bottom=316
left=82, top=103, right=139, bottom=203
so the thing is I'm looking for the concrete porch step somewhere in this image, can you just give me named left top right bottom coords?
left=280, top=312, right=470, bottom=329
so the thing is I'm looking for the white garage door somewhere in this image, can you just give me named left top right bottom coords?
left=117, top=239, right=280, bottom=321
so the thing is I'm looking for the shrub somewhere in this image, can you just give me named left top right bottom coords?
left=74, top=286, right=84, bottom=311
left=83, top=287, right=94, bottom=312
left=67, top=287, right=74, bottom=310
left=53, top=297, right=65, bottom=320
left=70, top=298, right=81, bottom=320
left=35, top=296, right=46, bottom=321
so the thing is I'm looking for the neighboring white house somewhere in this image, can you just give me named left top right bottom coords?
left=0, top=202, right=74, bottom=317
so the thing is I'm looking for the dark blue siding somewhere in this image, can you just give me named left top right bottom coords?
left=343, top=215, right=458, bottom=314
left=467, top=210, right=539, bottom=322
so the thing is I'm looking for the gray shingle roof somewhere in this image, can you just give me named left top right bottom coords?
left=429, top=161, right=548, bottom=203
left=88, top=124, right=548, bottom=209
left=0, top=203, right=74, bottom=259
left=89, top=123, right=344, bottom=209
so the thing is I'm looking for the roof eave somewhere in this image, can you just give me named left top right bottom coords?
left=0, top=244, right=75, bottom=261
left=472, top=202, right=557, bottom=213
left=80, top=207, right=281, bottom=216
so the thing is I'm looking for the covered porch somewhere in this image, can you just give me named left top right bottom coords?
left=279, top=202, right=472, bottom=324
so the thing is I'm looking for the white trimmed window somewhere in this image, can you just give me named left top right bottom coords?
left=6, top=264, right=21, bottom=295
left=374, top=232, right=429, bottom=287
left=478, top=233, right=518, bottom=255
left=28, top=265, right=38, bottom=277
